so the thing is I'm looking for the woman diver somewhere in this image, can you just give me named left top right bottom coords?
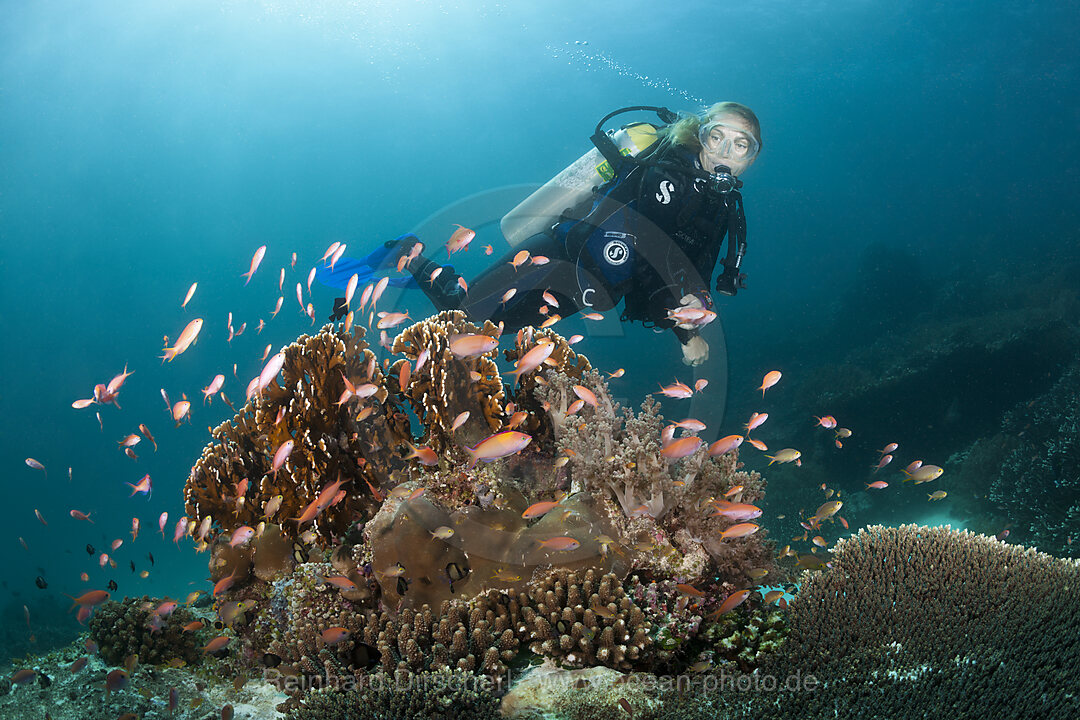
left=328, top=102, right=761, bottom=367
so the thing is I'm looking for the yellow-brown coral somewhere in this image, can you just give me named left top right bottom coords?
left=391, top=310, right=505, bottom=457
left=184, top=323, right=411, bottom=547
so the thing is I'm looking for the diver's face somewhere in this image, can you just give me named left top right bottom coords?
left=698, top=113, right=758, bottom=177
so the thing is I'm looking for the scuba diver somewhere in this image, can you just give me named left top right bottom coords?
left=323, top=102, right=761, bottom=366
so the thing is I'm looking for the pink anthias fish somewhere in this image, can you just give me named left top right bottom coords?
left=661, top=436, right=702, bottom=460
left=257, top=352, right=286, bottom=394
left=449, top=334, right=499, bottom=358
left=201, top=374, right=225, bottom=404
left=446, top=224, right=475, bottom=256
left=507, top=341, right=555, bottom=385
left=161, top=319, right=203, bottom=362
left=126, top=474, right=152, bottom=498
left=242, top=245, right=266, bottom=286
left=464, top=431, right=532, bottom=468
left=708, top=434, right=744, bottom=457
left=658, top=381, right=693, bottom=399
left=814, top=415, right=837, bottom=429
left=758, top=370, right=782, bottom=397
left=745, top=412, right=768, bottom=433
left=271, top=440, right=294, bottom=478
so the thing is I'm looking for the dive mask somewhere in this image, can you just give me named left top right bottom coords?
left=698, top=120, right=760, bottom=167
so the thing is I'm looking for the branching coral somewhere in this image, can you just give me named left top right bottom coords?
left=88, top=597, right=202, bottom=667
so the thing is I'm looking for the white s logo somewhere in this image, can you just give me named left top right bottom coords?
left=655, top=180, right=674, bottom=204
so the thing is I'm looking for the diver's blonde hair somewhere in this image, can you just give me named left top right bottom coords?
left=657, top=101, right=763, bottom=153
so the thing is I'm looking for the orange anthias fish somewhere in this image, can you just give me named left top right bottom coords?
left=405, top=443, right=439, bottom=466
left=321, top=627, right=351, bottom=645
left=509, top=250, right=531, bottom=269
left=719, top=523, right=759, bottom=540
left=242, top=245, right=266, bottom=286
left=658, top=381, right=693, bottom=399
left=465, top=431, right=532, bottom=468
left=713, top=589, right=752, bottom=618
left=537, top=536, right=580, bottom=551
left=161, top=318, right=203, bottom=362
left=181, top=282, right=198, bottom=308
left=446, top=224, right=475, bottom=256
left=521, top=500, right=560, bottom=519
left=572, top=385, right=598, bottom=407
left=449, top=333, right=499, bottom=358
left=662, top=436, right=702, bottom=460
left=507, top=341, right=555, bottom=385
left=758, top=370, right=782, bottom=397
left=708, top=434, right=743, bottom=457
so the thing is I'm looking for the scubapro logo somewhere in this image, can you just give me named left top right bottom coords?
left=602, top=239, right=629, bottom=266
left=655, top=180, right=674, bottom=204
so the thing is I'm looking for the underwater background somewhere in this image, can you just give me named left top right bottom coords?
left=1, top=0, right=1078, bottom=718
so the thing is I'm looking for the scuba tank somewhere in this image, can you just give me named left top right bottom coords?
left=500, top=106, right=678, bottom=248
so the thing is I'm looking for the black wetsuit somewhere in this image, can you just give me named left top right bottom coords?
left=409, top=141, right=746, bottom=340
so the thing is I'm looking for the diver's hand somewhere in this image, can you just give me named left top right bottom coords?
left=715, top=267, right=746, bottom=297
left=329, top=297, right=348, bottom=321
left=681, top=335, right=709, bottom=366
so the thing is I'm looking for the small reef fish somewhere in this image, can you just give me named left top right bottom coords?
left=202, top=374, right=225, bottom=403
left=662, top=436, right=702, bottom=460
left=928, top=491, right=948, bottom=501
left=521, top=501, right=561, bottom=519
left=866, top=480, right=889, bottom=490
left=321, top=628, right=351, bottom=645
left=465, top=431, right=532, bottom=468
left=905, top=464, right=944, bottom=484
left=745, top=412, right=768, bottom=433
left=537, top=536, right=580, bottom=551
left=430, top=527, right=455, bottom=540
left=405, top=443, right=439, bottom=466
left=873, top=454, right=894, bottom=472
left=746, top=438, right=768, bottom=451
left=719, top=523, right=759, bottom=540
left=572, top=385, right=598, bottom=407
left=508, top=341, right=555, bottom=384
left=126, top=474, right=152, bottom=497
left=202, top=635, right=231, bottom=654
left=449, top=333, right=499, bottom=358
left=766, top=448, right=801, bottom=466
left=658, top=381, right=693, bottom=399
left=814, top=415, right=837, bottom=429
left=271, top=440, right=294, bottom=477
left=451, top=411, right=470, bottom=432
left=446, top=224, right=475, bottom=256
left=162, top=318, right=203, bottom=362
left=814, top=500, right=843, bottom=520
left=714, top=589, right=751, bottom=616
left=70, top=509, right=94, bottom=523
left=242, top=245, right=266, bottom=285
left=138, top=423, right=157, bottom=451
left=758, top=370, right=782, bottom=397
left=708, top=435, right=743, bottom=456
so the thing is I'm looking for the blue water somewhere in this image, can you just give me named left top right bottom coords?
left=1, top=0, right=1077, bottom=678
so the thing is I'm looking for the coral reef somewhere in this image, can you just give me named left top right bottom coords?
left=184, top=323, right=410, bottom=548
left=87, top=596, right=201, bottom=667
left=987, top=363, right=1080, bottom=555
left=286, top=668, right=502, bottom=720
left=180, top=311, right=782, bottom=711
left=743, top=524, right=1080, bottom=719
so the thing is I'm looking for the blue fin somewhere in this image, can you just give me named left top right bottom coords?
left=315, top=233, right=421, bottom=290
